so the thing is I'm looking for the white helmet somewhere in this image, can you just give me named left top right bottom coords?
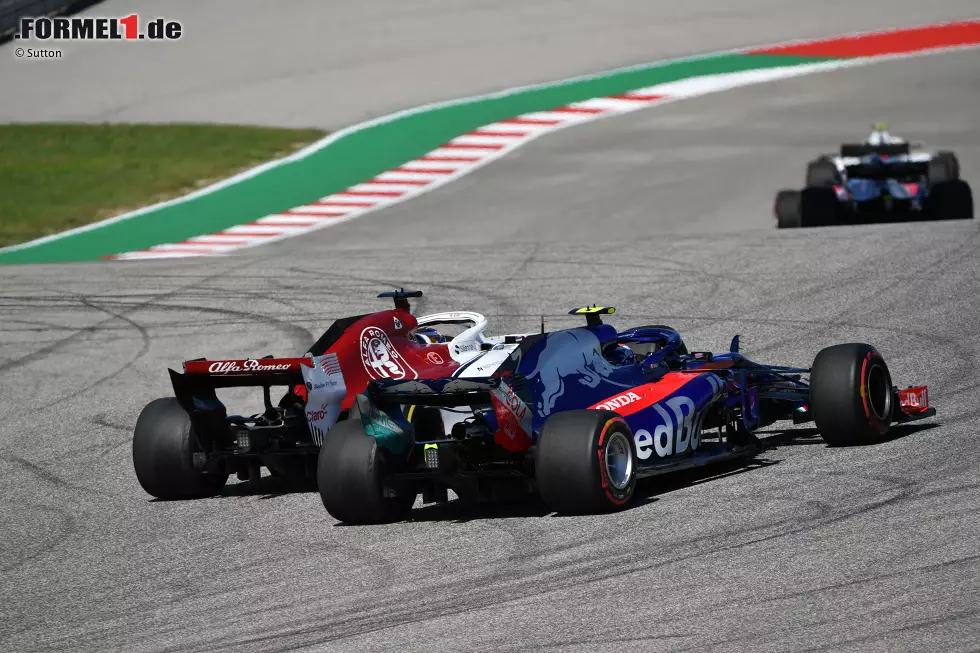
left=866, top=121, right=904, bottom=146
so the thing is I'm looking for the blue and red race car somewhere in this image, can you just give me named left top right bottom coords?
left=318, top=303, right=936, bottom=523
left=774, top=123, right=974, bottom=227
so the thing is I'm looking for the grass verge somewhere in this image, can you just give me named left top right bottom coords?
left=0, top=123, right=327, bottom=247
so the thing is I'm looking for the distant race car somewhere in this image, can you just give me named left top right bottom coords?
left=318, top=305, right=936, bottom=523
left=131, top=290, right=535, bottom=500
left=775, top=123, right=974, bottom=228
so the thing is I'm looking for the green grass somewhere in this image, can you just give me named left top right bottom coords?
left=0, top=123, right=328, bottom=247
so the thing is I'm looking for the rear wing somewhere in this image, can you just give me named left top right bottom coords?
left=176, top=357, right=312, bottom=388
left=844, top=160, right=927, bottom=180
left=840, top=142, right=910, bottom=157
left=169, top=357, right=314, bottom=415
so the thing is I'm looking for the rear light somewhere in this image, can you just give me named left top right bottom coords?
left=424, top=443, right=439, bottom=469
left=293, top=383, right=308, bottom=403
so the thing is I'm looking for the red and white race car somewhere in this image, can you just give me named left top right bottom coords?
left=131, top=289, right=532, bottom=500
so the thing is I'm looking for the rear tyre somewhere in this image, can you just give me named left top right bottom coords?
left=800, top=187, right=842, bottom=227
left=925, top=180, right=974, bottom=220
left=806, top=158, right=842, bottom=187
left=809, top=343, right=894, bottom=447
left=536, top=410, right=637, bottom=514
left=775, top=190, right=802, bottom=228
left=132, top=398, right=228, bottom=500
left=317, top=418, right=416, bottom=524
left=928, top=152, right=959, bottom=185
left=936, top=151, right=960, bottom=180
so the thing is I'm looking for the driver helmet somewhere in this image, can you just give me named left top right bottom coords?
left=866, top=121, right=904, bottom=146
left=605, top=343, right=636, bottom=366
left=412, top=325, right=447, bottom=344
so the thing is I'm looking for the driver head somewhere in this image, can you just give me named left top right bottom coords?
left=867, top=121, right=890, bottom=145
left=412, top=325, right=447, bottom=344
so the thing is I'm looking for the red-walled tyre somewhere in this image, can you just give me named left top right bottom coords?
left=810, top=343, right=895, bottom=446
left=536, top=410, right=637, bottom=514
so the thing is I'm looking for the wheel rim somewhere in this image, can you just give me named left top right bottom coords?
left=867, top=363, right=892, bottom=421
left=604, top=431, right=633, bottom=491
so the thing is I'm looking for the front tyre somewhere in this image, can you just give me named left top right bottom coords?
left=536, top=410, right=637, bottom=514
left=806, top=158, right=842, bottom=187
left=317, top=418, right=416, bottom=524
left=809, top=343, right=894, bottom=446
left=132, top=398, right=228, bottom=500
left=935, top=151, right=960, bottom=180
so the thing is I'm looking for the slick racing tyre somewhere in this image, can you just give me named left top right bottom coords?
left=925, top=180, right=974, bottom=220
left=775, top=190, right=802, bottom=228
left=536, top=410, right=637, bottom=514
left=805, top=158, right=842, bottom=187
left=810, top=343, right=895, bottom=446
left=317, top=418, right=416, bottom=524
left=800, top=187, right=841, bottom=227
left=132, top=398, right=228, bottom=500
left=929, top=152, right=959, bottom=185
left=938, top=151, right=960, bottom=179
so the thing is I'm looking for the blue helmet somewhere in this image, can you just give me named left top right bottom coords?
left=605, top=343, right=636, bottom=366
left=412, top=325, right=448, bottom=344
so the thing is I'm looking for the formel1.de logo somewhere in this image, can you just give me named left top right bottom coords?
left=15, top=14, right=183, bottom=41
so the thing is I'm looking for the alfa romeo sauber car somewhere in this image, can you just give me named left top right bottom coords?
left=131, top=290, right=534, bottom=500
left=775, top=123, right=973, bottom=227
left=318, top=306, right=936, bottom=523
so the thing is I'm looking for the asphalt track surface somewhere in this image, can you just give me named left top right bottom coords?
left=2, top=3, right=980, bottom=653
left=0, top=0, right=978, bottom=128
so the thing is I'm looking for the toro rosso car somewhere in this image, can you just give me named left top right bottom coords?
left=131, top=290, right=534, bottom=500
left=775, top=123, right=973, bottom=228
left=318, top=306, right=936, bottom=523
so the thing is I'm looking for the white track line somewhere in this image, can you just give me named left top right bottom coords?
left=103, top=25, right=980, bottom=260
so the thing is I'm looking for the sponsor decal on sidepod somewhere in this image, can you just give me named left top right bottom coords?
left=631, top=374, right=726, bottom=460
left=360, top=326, right=417, bottom=380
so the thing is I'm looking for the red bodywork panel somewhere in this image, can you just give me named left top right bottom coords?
left=898, top=386, right=929, bottom=415
left=184, top=358, right=312, bottom=375
left=587, top=372, right=701, bottom=417
left=323, top=309, right=462, bottom=410
left=181, top=308, right=465, bottom=411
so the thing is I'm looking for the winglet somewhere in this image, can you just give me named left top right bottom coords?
left=377, top=288, right=424, bottom=311
left=730, top=335, right=740, bottom=353
left=569, top=305, right=616, bottom=328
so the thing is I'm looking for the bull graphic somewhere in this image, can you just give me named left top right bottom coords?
left=524, top=329, right=630, bottom=417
